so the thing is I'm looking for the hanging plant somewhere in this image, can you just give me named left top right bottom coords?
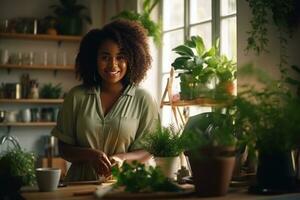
left=111, top=0, right=162, bottom=46
left=246, top=0, right=300, bottom=55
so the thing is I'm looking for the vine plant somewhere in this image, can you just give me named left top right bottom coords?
left=246, top=0, right=300, bottom=79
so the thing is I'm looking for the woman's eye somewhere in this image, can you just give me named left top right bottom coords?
left=100, top=55, right=109, bottom=61
left=117, top=55, right=126, bottom=61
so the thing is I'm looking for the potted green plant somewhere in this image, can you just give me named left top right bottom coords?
left=40, top=83, right=62, bottom=99
left=171, top=36, right=217, bottom=100
left=213, top=55, right=237, bottom=98
left=234, top=84, right=300, bottom=194
left=111, top=0, right=162, bottom=46
left=0, top=148, right=36, bottom=199
left=49, top=0, right=92, bottom=35
left=183, top=110, right=240, bottom=197
left=140, top=124, right=187, bottom=179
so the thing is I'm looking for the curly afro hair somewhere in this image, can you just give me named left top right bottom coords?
left=75, top=19, right=152, bottom=87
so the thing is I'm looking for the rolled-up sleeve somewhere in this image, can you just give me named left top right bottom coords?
left=129, top=92, right=160, bottom=151
left=51, top=91, right=77, bottom=145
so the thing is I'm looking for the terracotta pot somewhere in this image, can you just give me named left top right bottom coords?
left=216, top=81, right=237, bottom=97
left=188, top=146, right=236, bottom=197
left=154, top=156, right=180, bottom=180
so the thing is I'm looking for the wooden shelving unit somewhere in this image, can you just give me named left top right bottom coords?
left=0, top=122, right=56, bottom=127
left=0, top=32, right=81, bottom=42
left=160, top=68, right=231, bottom=126
left=0, top=63, right=74, bottom=71
left=0, top=98, right=64, bottom=104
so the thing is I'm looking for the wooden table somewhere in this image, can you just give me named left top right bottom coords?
left=22, top=184, right=300, bottom=200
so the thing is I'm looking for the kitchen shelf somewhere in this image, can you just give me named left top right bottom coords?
left=0, top=122, right=56, bottom=127
left=0, top=63, right=74, bottom=71
left=0, top=98, right=64, bottom=104
left=0, top=32, right=81, bottom=42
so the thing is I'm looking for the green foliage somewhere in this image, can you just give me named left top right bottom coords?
left=111, top=161, right=180, bottom=192
left=40, top=83, right=62, bottom=98
left=0, top=149, right=36, bottom=186
left=111, top=0, right=162, bottom=46
left=172, top=36, right=236, bottom=84
left=140, top=124, right=186, bottom=157
left=50, top=0, right=91, bottom=23
left=182, top=111, right=239, bottom=152
left=246, top=0, right=299, bottom=55
left=235, top=85, right=300, bottom=154
left=286, top=65, right=300, bottom=96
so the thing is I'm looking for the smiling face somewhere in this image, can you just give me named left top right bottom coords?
left=97, top=39, right=128, bottom=86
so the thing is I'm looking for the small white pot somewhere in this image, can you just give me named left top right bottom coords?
left=154, top=156, right=180, bottom=180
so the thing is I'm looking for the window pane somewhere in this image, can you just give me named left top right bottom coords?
left=221, top=0, right=236, bottom=16
left=190, top=0, right=212, bottom=24
left=163, top=0, right=184, bottom=30
left=190, top=23, right=212, bottom=48
left=162, top=29, right=184, bottom=73
left=220, top=17, right=237, bottom=61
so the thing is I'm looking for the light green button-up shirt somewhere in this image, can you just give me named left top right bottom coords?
left=51, top=84, right=160, bottom=181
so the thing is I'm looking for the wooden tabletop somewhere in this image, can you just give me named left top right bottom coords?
left=21, top=183, right=300, bottom=200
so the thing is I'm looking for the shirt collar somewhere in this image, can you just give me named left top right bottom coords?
left=86, top=84, right=136, bottom=96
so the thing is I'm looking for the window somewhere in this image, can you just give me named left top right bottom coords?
left=160, top=0, right=237, bottom=126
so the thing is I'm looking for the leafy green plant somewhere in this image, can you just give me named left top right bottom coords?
left=40, top=83, right=62, bottom=99
left=171, top=36, right=236, bottom=99
left=0, top=149, right=36, bottom=199
left=111, top=161, right=180, bottom=192
left=49, top=0, right=92, bottom=35
left=140, top=124, right=186, bottom=157
left=111, top=0, right=162, bottom=46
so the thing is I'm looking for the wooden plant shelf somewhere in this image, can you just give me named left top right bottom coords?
left=0, top=98, right=64, bottom=104
left=0, top=63, right=74, bottom=71
left=0, top=122, right=56, bottom=127
left=161, top=98, right=231, bottom=108
left=0, top=32, right=81, bottom=42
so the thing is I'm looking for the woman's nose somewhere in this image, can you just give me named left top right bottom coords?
left=109, top=57, right=118, bottom=68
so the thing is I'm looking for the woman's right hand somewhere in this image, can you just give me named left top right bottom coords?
left=91, top=150, right=112, bottom=177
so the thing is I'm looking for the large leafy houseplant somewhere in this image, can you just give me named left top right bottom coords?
left=171, top=36, right=236, bottom=100
left=111, top=0, right=162, bottom=46
left=0, top=149, right=36, bottom=199
left=49, top=0, right=92, bottom=35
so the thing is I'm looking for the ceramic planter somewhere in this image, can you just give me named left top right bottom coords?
left=154, top=156, right=180, bottom=180
left=215, top=80, right=237, bottom=99
left=187, top=146, right=236, bottom=197
left=249, top=150, right=296, bottom=194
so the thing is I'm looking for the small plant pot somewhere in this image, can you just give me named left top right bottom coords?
left=187, top=146, right=236, bottom=197
left=215, top=80, right=237, bottom=99
left=154, top=156, right=180, bottom=180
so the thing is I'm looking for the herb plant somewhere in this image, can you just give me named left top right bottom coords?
left=0, top=149, right=36, bottom=199
left=140, top=124, right=186, bottom=157
left=111, top=161, right=180, bottom=193
left=40, top=83, right=62, bottom=99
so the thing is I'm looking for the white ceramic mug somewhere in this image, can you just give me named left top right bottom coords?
left=21, top=109, right=31, bottom=123
left=36, top=168, right=61, bottom=192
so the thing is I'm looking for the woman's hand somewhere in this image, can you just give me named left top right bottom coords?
left=91, top=150, right=112, bottom=177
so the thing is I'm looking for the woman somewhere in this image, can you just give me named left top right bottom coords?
left=51, top=20, right=160, bottom=182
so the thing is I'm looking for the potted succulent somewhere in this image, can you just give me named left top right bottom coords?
left=183, top=110, right=241, bottom=197
left=0, top=148, right=36, bottom=199
left=140, top=124, right=187, bottom=179
left=171, top=36, right=217, bottom=100
left=48, top=0, right=92, bottom=35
